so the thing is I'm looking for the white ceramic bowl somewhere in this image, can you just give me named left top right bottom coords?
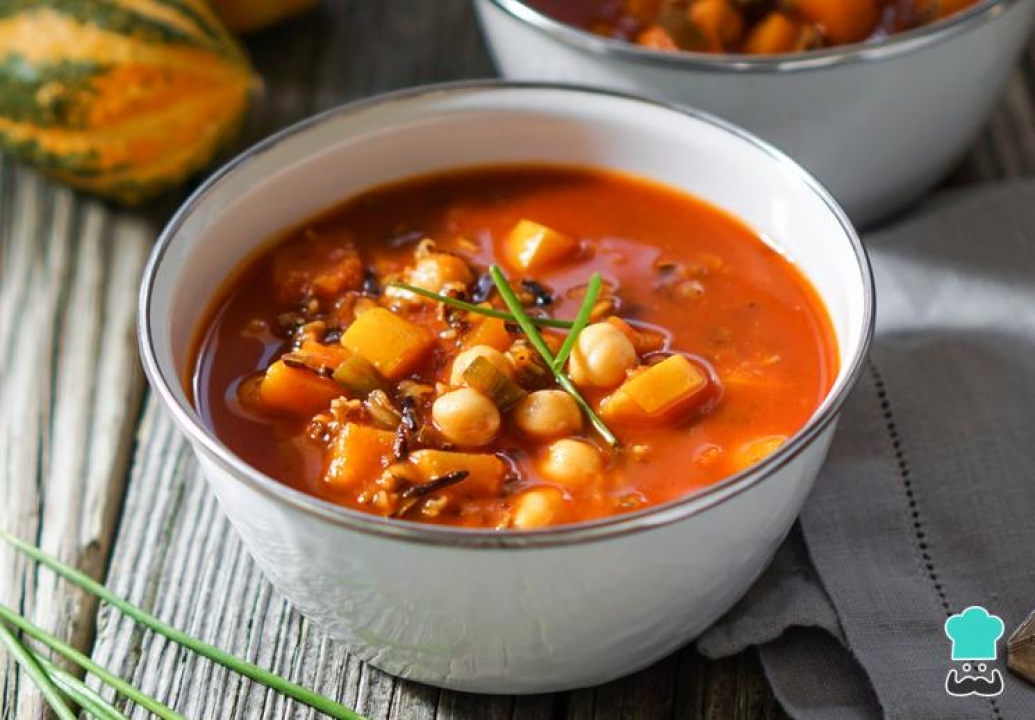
left=474, top=0, right=1035, bottom=226
left=140, top=82, right=874, bottom=694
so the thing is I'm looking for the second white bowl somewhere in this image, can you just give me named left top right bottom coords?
left=475, top=0, right=1035, bottom=225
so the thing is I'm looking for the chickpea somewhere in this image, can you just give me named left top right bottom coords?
left=450, top=345, right=514, bottom=387
left=511, top=487, right=567, bottom=529
left=568, top=322, right=637, bottom=389
left=541, top=439, right=604, bottom=489
left=407, top=251, right=473, bottom=293
left=432, top=388, right=500, bottom=447
left=513, top=390, right=582, bottom=439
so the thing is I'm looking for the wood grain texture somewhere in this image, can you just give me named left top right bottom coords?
left=0, top=168, right=151, bottom=720
left=1, top=0, right=1033, bottom=718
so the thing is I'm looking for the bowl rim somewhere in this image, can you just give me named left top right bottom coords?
left=480, top=0, right=1015, bottom=73
left=139, top=80, right=875, bottom=549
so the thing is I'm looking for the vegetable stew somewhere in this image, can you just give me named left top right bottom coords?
left=528, top=0, right=981, bottom=55
left=191, top=165, right=838, bottom=529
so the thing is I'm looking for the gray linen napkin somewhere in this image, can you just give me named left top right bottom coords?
left=697, top=181, right=1035, bottom=720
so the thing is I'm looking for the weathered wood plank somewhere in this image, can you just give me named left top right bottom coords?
left=4, top=1, right=1035, bottom=719
left=0, top=163, right=151, bottom=720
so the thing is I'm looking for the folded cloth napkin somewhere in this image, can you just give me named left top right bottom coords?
left=697, top=181, right=1035, bottom=720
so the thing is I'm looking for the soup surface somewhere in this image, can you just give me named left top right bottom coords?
left=529, top=0, right=980, bottom=55
left=192, top=166, right=838, bottom=529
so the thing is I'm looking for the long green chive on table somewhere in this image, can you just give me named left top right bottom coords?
left=3, top=2, right=1035, bottom=718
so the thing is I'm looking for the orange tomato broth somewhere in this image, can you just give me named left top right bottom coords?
left=191, top=165, right=838, bottom=529
left=528, top=0, right=981, bottom=55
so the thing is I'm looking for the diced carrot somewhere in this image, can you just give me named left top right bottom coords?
left=795, top=0, right=879, bottom=44
left=272, top=233, right=363, bottom=304
left=409, top=450, right=506, bottom=497
left=730, top=435, right=788, bottom=473
left=602, top=355, right=710, bottom=424
left=690, top=0, right=745, bottom=51
left=505, top=219, right=579, bottom=272
left=462, top=314, right=512, bottom=351
left=259, top=359, right=343, bottom=416
left=296, top=339, right=350, bottom=371
left=636, top=24, right=680, bottom=50
left=325, top=423, right=397, bottom=490
left=743, top=12, right=800, bottom=54
left=606, top=317, right=667, bottom=355
left=341, top=307, right=435, bottom=380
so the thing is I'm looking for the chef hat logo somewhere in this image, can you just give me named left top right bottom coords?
left=944, top=606, right=1005, bottom=661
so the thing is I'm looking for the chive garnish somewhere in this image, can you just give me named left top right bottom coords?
left=388, top=282, right=575, bottom=329
left=552, top=273, right=601, bottom=372
left=34, top=654, right=129, bottom=720
left=0, top=530, right=367, bottom=720
left=488, top=265, right=618, bottom=447
left=0, top=604, right=186, bottom=719
left=0, top=621, right=78, bottom=720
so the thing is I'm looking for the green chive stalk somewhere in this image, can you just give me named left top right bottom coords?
left=0, top=605, right=185, bottom=720
left=0, top=621, right=78, bottom=720
left=552, top=273, right=602, bottom=371
left=388, top=282, right=575, bottom=329
left=0, top=531, right=365, bottom=720
left=35, top=654, right=129, bottom=720
left=488, top=265, right=618, bottom=446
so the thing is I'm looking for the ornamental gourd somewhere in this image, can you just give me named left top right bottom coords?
left=0, top=0, right=257, bottom=204
left=211, top=0, right=317, bottom=33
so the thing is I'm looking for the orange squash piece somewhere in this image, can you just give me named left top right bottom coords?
left=636, top=25, right=680, bottom=50
left=296, top=339, right=350, bottom=371
left=259, top=360, right=342, bottom=416
left=602, top=354, right=710, bottom=424
left=743, top=12, right=801, bottom=54
left=506, top=219, right=579, bottom=272
left=325, top=423, right=397, bottom=490
left=341, top=307, right=434, bottom=380
left=463, top=314, right=512, bottom=351
left=795, top=0, right=879, bottom=45
left=729, top=435, right=788, bottom=473
left=606, top=317, right=667, bottom=355
left=272, top=234, right=363, bottom=304
left=409, top=450, right=507, bottom=497
left=690, top=0, right=745, bottom=51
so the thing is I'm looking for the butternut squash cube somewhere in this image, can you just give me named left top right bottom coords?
left=506, top=219, right=578, bottom=271
left=795, top=0, right=879, bottom=45
left=462, top=314, right=512, bottom=351
left=730, top=436, right=788, bottom=473
left=602, top=355, right=709, bottom=424
left=259, top=360, right=343, bottom=416
left=743, top=12, right=801, bottom=55
left=341, top=307, right=434, bottom=380
left=409, top=450, right=506, bottom=496
left=296, top=339, right=350, bottom=371
left=325, top=423, right=397, bottom=490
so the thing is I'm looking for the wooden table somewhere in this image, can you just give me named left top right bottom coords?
left=2, top=3, right=1033, bottom=718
